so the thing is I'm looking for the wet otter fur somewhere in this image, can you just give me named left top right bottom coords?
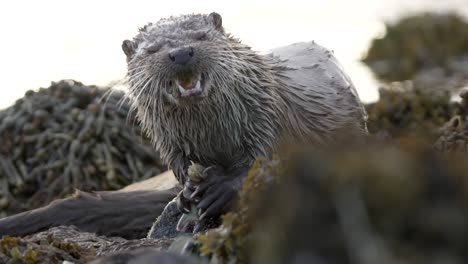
left=122, top=12, right=367, bottom=221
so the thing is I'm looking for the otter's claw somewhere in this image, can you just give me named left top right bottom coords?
left=176, top=204, right=199, bottom=232
left=173, top=156, right=191, bottom=184
left=176, top=192, right=192, bottom=214
left=197, top=183, right=238, bottom=219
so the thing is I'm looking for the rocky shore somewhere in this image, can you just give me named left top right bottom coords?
left=1, top=11, right=468, bottom=264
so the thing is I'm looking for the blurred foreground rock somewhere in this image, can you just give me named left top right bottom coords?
left=199, top=137, right=468, bottom=264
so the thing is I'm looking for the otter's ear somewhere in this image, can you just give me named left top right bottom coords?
left=122, top=40, right=136, bottom=58
left=208, top=12, right=223, bottom=31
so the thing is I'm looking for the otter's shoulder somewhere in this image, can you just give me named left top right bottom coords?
left=269, top=41, right=368, bottom=126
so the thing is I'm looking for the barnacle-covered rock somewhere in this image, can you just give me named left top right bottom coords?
left=0, top=229, right=95, bottom=264
left=0, top=225, right=175, bottom=264
left=433, top=115, right=468, bottom=153
left=433, top=89, right=468, bottom=153
left=365, top=84, right=462, bottom=137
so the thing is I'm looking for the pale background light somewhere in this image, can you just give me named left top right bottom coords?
left=0, top=0, right=467, bottom=110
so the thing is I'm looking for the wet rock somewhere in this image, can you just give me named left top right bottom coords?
left=148, top=198, right=184, bottom=239
left=0, top=225, right=176, bottom=264
left=434, top=115, right=468, bottom=153
left=365, top=85, right=462, bottom=137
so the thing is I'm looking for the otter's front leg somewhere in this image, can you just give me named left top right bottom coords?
left=171, top=155, right=191, bottom=185
left=182, top=165, right=249, bottom=220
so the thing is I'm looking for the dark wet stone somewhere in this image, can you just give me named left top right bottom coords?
left=148, top=198, right=184, bottom=239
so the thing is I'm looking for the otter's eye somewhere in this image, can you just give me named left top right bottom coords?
left=195, top=32, right=208, bottom=41
left=146, top=43, right=162, bottom=54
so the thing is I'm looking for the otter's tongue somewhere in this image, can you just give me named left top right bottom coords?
left=179, top=78, right=197, bottom=90
left=176, top=77, right=203, bottom=98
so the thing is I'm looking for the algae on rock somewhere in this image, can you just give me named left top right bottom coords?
left=363, top=12, right=468, bottom=83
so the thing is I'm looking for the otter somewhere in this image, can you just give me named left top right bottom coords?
left=122, top=12, right=368, bottom=224
left=0, top=12, right=367, bottom=239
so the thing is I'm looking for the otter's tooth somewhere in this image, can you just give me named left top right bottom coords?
left=195, top=80, right=201, bottom=91
left=178, top=83, right=186, bottom=94
left=176, top=80, right=187, bottom=93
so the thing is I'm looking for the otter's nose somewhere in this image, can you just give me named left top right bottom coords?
left=168, top=47, right=194, bottom=65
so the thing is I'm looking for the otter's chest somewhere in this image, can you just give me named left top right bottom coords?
left=162, top=108, right=246, bottom=166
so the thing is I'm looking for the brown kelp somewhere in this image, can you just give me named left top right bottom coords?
left=0, top=80, right=165, bottom=217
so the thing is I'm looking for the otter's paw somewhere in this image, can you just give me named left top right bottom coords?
left=187, top=165, right=240, bottom=220
left=197, top=177, right=239, bottom=219
left=176, top=190, right=192, bottom=214
left=173, top=156, right=190, bottom=184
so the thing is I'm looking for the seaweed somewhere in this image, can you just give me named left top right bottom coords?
left=363, top=12, right=468, bottom=83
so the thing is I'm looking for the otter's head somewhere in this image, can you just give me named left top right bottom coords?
left=123, top=12, right=250, bottom=106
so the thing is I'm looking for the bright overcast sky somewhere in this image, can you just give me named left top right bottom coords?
left=0, top=0, right=467, bottom=109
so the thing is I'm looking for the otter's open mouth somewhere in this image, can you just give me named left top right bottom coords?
left=175, top=75, right=204, bottom=98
